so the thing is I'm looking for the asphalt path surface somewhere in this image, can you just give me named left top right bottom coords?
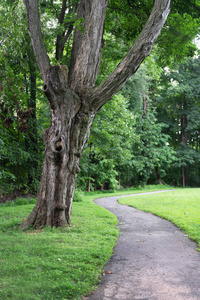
left=85, top=191, right=200, bottom=300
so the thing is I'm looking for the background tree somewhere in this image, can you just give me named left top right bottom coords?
left=0, top=1, right=45, bottom=196
left=78, top=93, right=135, bottom=191
left=156, top=57, right=200, bottom=186
left=120, top=55, right=175, bottom=186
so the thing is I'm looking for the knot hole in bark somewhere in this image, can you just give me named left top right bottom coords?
left=43, top=84, right=48, bottom=92
left=55, top=138, right=63, bottom=152
left=51, top=136, right=65, bottom=158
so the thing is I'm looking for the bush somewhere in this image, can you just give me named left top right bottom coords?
left=73, top=190, right=84, bottom=202
left=1, top=197, right=36, bottom=207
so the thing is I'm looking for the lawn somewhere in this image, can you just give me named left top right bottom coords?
left=0, top=185, right=169, bottom=300
left=118, top=188, right=200, bottom=250
left=0, top=194, right=119, bottom=300
left=0, top=184, right=178, bottom=299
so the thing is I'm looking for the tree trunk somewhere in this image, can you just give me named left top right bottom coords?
left=185, top=165, right=188, bottom=186
left=26, top=47, right=38, bottom=187
left=182, top=165, right=185, bottom=187
left=155, top=166, right=162, bottom=185
left=87, top=179, right=91, bottom=193
left=196, top=132, right=199, bottom=184
left=87, top=142, right=92, bottom=193
left=142, top=91, right=148, bottom=119
left=20, top=66, right=95, bottom=229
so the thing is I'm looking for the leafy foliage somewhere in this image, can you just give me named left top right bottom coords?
left=78, top=93, right=136, bottom=190
left=156, top=57, right=200, bottom=186
left=1, top=0, right=200, bottom=196
left=0, top=1, right=46, bottom=195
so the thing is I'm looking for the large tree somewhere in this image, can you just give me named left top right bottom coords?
left=21, top=0, right=171, bottom=229
left=156, top=57, right=200, bottom=186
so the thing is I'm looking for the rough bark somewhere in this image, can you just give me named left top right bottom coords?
left=21, top=66, right=95, bottom=229
left=21, top=0, right=171, bottom=229
left=23, top=0, right=50, bottom=81
left=69, top=0, right=107, bottom=89
left=68, top=0, right=85, bottom=79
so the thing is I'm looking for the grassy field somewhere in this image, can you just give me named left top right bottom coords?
left=0, top=185, right=169, bottom=300
left=118, top=188, right=200, bottom=250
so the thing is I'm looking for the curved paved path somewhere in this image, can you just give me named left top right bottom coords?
left=85, top=191, right=200, bottom=300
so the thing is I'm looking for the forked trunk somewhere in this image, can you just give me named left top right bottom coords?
left=20, top=66, right=95, bottom=229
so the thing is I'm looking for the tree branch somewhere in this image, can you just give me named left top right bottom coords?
left=56, top=24, right=74, bottom=61
left=68, top=0, right=85, bottom=82
left=87, top=0, right=171, bottom=111
left=23, top=0, right=51, bottom=82
left=58, top=0, right=67, bottom=24
left=69, top=0, right=108, bottom=90
left=63, top=24, right=74, bottom=44
left=50, top=0, right=59, bottom=19
left=56, top=2, right=78, bottom=62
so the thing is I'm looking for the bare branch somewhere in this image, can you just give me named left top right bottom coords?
left=87, top=0, right=171, bottom=111
left=23, top=0, right=50, bottom=82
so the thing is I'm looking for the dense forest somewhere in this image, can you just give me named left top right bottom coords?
left=1, top=0, right=200, bottom=198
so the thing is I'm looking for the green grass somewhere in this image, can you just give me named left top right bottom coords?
left=118, top=188, right=200, bottom=250
left=0, top=184, right=173, bottom=299
left=0, top=195, right=119, bottom=300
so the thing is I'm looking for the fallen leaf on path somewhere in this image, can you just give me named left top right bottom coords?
left=103, top=270, right=113, bottom=275
left=105, top=270, right=113, bottom=274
